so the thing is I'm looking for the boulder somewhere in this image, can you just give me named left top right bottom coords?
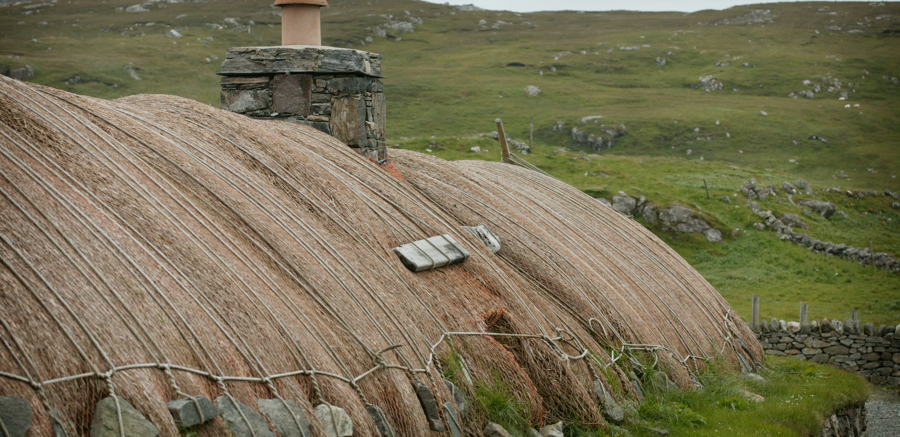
left=167, top=396, right=218, bottom=428
left=702, top=228, right=723, bottom=243
left=412, top=381, right=445, bottom=432
left=165, top=29, right=182, bottom=38
left=753, top=222, right=765, bottom=230
left=612, top=194, right=637, bottom=215
left=366, top=404, right=396, bottom=437
left=641, top=205, right=658, bottom=224
left=658, top=205, right=710, bottom=234
left=540, top=421, right=565, bottom=437
left=91, top=397, right=159, bottom=437
left=50, top=409, right=68, bottom=437
left=0, top=397, right=31, bottom=437
left=779, top=213, right=808, bottom=229
left=314, top=404, right=353, bottom=437
left=740, top=178, right=757, bottom=196
left=485, top=422, right=512, bottom=437
left=782, top=181, right=797, bottom=195
left=5, top=65, right=35, bottom=82
left=442, top=407, right=463, bottom=437
left=258, top=399, right=311, bottom=437
left=594, top=380, right=625, bottom=423
left=769, top=318, right=780, bottom=332
left=630, top=379, right=645, bottom=401
left=720, top=195, right=731, bottom=204
left=798, top=200, right=836, bottom=219
left=443, top=380, right=470, bottom=419
left=787, top=321, right=801, bottom=333
left=864, top=323, right=876, bottom=336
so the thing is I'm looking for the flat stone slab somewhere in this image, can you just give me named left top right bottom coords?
left=258, top=399, right=310, bottom=437
left=594, top=380, right=625, bottom=423
left=215, top=396, right=275, bottom=437
left=90, top=396, right=159, bottom=437
left=394, top=235, right=470, bottom=272
left=366, top=404, right=395, bottom=437
left=315, top=404, right=353, bottom=437
left=443, top=379, right=471, bottom=419
left=412, top=381, right=446, bottom=432
left=50, top=409, right=69, bottom=437
left=0, top=397, right=31, bottom=437
left=442, top=402, right=462, bottom=437
left=463, top=225, right=501, bottom=254
left=221, top=46, right=383, bottom=77
left=167, top=396, right=218, bottom=428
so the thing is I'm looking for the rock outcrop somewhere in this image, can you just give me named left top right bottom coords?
left=567, top=125, right=626, bottom=151
left=658, top=205, right=722, bottom=242
left=798, top=200, right=836, bottom=219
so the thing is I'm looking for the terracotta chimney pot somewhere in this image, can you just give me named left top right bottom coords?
left=275, top=0, right=328, bottom=46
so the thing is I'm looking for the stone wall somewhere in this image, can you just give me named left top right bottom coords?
left=219, top=45, right=386, bottom=160
left=758, top=320, right=900, bottom=386
left=820, top=404, right=866, bottom=437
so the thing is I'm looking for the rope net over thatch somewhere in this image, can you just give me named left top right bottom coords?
left=0, top=76, right=762, bottom=437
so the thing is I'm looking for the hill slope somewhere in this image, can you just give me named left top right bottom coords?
left=1, top=0, right=898, bottom=324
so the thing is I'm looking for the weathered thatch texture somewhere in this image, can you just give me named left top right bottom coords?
left=0, top=76, right=761, bottom=437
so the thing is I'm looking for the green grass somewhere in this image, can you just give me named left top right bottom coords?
left=630, top=357, right=870, bottom=437
left=2, top=0, right=898, bottom=324
left=474, top=370, right=531, bottom=435
left=563, top=356, right=870, bottom=437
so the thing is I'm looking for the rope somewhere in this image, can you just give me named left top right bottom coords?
left=0, top=79, right=755, bottom=434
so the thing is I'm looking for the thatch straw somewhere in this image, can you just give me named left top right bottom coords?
left=0, top=76, right=762, bottom=437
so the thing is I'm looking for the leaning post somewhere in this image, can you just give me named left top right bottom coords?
left=496, top=118, right=510, bottom=162
left=751, top=295, right=760, bottom=333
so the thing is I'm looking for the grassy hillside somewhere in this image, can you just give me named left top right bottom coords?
left=2, top=0, right=899, bottom=325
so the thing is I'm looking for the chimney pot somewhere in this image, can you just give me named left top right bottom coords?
left=275, top=0, right=328, bottom=46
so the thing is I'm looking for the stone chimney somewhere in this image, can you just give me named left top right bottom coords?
left=218, top=0, right=386, bottom=160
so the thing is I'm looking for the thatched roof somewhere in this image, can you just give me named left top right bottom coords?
left=0, top=76, right=762, bottom=436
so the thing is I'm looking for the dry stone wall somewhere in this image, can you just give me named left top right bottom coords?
left=758, top=320, right=900, bottom=386
left=820, top=404, right=866, bottom=437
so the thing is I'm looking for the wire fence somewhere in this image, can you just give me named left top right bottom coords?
left=719, top=290, right=900, bottom=324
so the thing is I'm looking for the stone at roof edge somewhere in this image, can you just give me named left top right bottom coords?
left=219, top=45, right=383, bottom=78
